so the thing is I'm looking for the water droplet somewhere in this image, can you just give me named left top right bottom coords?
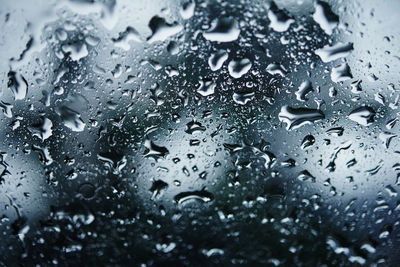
left=97, top=152, right=127, bottom=174
left=203, top=17, right=240, bottom=42
left=57, top=105, right=85, bottom=132
left=315, top=42, right=353, bottom=63
left=326, top=127, right=344, bottom=136
left=228, top=58, right=252, bottom=78
left=313, top=0, right=339, bottom=35
left=144, top=139, right=169, bottom=160
left=32, top=145, right=53, bottom=166
left=185, top=120, right=206, bottom=134
left=301, top=135, right=315, bottom=149
left=386, top=118, right=397, bottom=129
left=278, top=105, right=325, bottom=130
left=331, top=63, right=353, bottom=83
left=79, top=183, right=95, bottom=199
left=147, top=16, right=183, bottom=43
left=233, top=92, right=255, bottom=105
left=379, top=131, right=397, bottom=148
left=266, top=63, right=286, bottom=76
left=295, top=80, right=313, bottom=102
left=348, top=106, right=375, bottom=126
left=208, top=50, right=228, bottom=71
left=268, top=2, right=294, bottom=32
left=350, top=80, right=362, bottom=94
left=298, top=170, right=316, bottom=182
left=28, top=117, right=53, bottom=141
left=174, top=190, right=214, bottom=205
left=0, top=101, right=13, bottom=118
left=197, top=79, right=216, bottom=96
left=8, top=71, right=28, bottom=100
left=150, top=180, right=168, bottom=200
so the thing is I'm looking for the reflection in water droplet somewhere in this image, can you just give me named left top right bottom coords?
left=348, top=106, right=376, bottom=126
left=279, top=105, right=325, bottom=130
left=313, top=0, right=339, bottom=35
left=266, top=63, right=286, bottom=76
left=233, top=92, right=255, bottom=105
left=57, top=106, right=85, bottom=132
left=174, top=190, right=214, bottom=205
left=8, top=71, right=28, bottom=100
left=208, top=50, right=228, bottom=71
left=301, top=135, right=315, bottom=149
left=315, top=42, right=353, bottom=63
left=331, top=63, right=353, bottom=82
left=268, top=2, right=294, bottom=32
left=228, top=58, right=252, bottom=78
left=150, top=180, right=168, bottom=200
left=185, top=120, right=206, bottom=134
left=203, top=17, right=240, bottom=42
left=147, top=16, right=183, bottom=43
left=197, top=79, right=216, bottom=96
left=29, top=117, right=53, bottom=141
left=144, top=139, right=169, bottom=160
left=295, top=80, right=313, bottom=102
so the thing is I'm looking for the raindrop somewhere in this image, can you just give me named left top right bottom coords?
left=228, top=58, right=252, bottom=78
left=348, top=106, right=376, bottom=126
left=147, top=16, right=183, bottom=43
left=278, top=105, right=325, bottom=130
left=203, top=17, right=240, bottom=42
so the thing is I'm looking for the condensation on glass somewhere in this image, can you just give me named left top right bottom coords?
left=0, top=0, right=400, bottom=265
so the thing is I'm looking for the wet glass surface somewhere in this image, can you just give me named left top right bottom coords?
left=1, top=0, right=400, bottom=265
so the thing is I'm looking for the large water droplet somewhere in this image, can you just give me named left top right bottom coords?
left=144, top=139, right=169, bottom=160
left=8, top=71, right=28, bottom=100
left=331, top=63, right=352, bottom=82
left=295, top=80, right=313, bottom=102
left=233, top=92, right=255, bottom=105
left=266, top=63, right=286, bottom=76
left=348, top=106, right=376, bottom=126
left=28, top=117, right=53, bottom=141
left=278, top=105, right=325, bottom=130
left=112, top=26, right=141, bottom=50
left=208, top=50, right=228, bottom=71
left=313, top=0, right=339, bottom=35
left=147, top=16, right=183, bottom=43
left=185, top=120, right=206, bottom=134
left=315, top=42, right=353, bottom=63
left=57, top=106, right=85, bottom=132
left=203, top=17, right=240, bottom=42
left=197, top=79, right=216, bottom=96
left=174, top=190, right=214, bottom=205
left=268, top=2, right=294, bottom=32
left=228, top=58, right=252, bottom=78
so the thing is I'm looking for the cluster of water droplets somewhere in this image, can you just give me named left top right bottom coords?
left=0, top=0, right=399, bottom=265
